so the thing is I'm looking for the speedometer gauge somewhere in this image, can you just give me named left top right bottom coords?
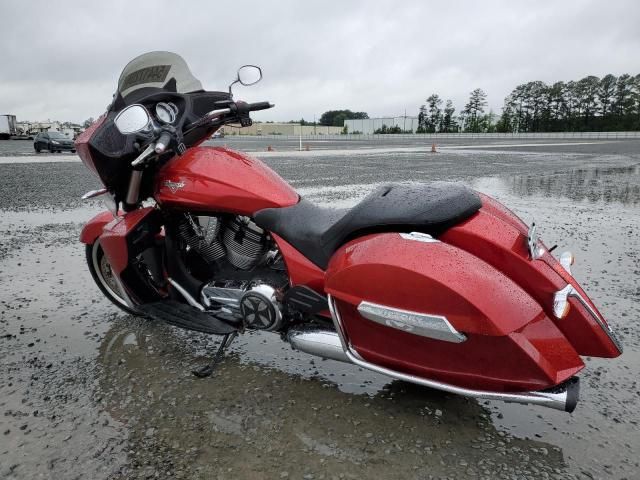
left=155, top=102, right=178, bottom=124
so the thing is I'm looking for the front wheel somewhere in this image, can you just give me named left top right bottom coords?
left=86, top=242, right=140, bottom=315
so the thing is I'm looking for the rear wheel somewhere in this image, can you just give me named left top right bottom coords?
left=34, top=144, right=41, bottom=153
left=86, top=241, right=140, bottom=315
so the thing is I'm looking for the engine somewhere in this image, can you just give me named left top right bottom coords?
left=177, top=213, right=287, bottom=331
left=178, top=214, right=268, bottom=270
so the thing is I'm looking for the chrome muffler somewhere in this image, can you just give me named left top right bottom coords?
left=287, top=320, right=580, bottom=413
left=287, top=327, right=350, bottom=363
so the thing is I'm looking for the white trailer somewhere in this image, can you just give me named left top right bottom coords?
left=0, top=114, right=17, bottom=140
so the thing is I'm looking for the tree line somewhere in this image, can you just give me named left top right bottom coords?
left=497, top=74, right=640, bottom=132
left=417, top=73, right=640, bottom=134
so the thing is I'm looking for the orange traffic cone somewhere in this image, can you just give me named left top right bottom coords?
left=304, top=144, right=310, bottom=151
left=431, top=143, right=437, bottom=153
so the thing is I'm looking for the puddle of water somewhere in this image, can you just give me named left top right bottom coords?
left=0, top=204, right=104, bottom=230
left=505, top=164, right=640, bottom=206
left=469, top=170, right=640, bottom=479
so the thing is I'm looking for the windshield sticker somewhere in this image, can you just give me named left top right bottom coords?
left=120, top=65, right=171, bottom=91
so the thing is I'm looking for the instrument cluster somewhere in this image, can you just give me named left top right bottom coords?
left=155, top=102, right=179, bottom=125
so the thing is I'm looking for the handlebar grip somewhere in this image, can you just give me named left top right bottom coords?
left=248, top=102, right=274, bottom=112
left=155, top=131, right=172, bottom=154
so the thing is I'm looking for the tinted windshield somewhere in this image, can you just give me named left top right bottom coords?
left=116, top=51, right=203, bottom=99
left=49, top=131, right=67, bottom=139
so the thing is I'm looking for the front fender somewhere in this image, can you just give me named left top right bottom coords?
left=80, top=211, right=116, bottom=244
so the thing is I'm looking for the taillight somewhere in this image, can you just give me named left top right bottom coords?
left=553, top=284, right=573, bottom=319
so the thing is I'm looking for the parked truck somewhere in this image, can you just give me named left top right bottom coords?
left=0, top=114, right=17, bottom=140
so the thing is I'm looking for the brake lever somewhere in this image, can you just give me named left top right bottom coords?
left=131, top=142, right=157, bottom=167
left=186, top=108, right=232, bottom=131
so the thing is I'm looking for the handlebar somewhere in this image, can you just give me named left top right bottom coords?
left=154, top=131, right=172, bottom=154
left=135, top=100, right=275, bottom=165
left=185, top=100, right=273, bottom=132
left=247, top=101, right=274, bottom=112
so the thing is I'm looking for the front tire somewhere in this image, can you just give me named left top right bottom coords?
left=86, top=242, right=140, bottom=315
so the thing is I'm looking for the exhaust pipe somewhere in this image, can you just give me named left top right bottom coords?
left=287, top=327, right=350, bottom=363
left=287, top=323, right=580, bottom=413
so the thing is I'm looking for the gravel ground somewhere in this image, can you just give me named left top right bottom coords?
left=0, top=139, right=639, bottom=479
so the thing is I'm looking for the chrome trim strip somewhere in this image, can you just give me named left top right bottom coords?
left=571, top=289, right=622, bottom=353
left=328, top=295, right=577, bottom=412
left=168, top=278, right=205, bottom=312
left=399, top=232, right=440, bottom=243
left=82, top=188, right=108, bottom=200
left=357, top=301, right=466, bottom=343
left=553, top=281, right=622, bottom=352
left=553, top=252, right=621, bottom=352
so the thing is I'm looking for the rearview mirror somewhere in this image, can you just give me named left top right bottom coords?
left=237, top=65, right=262, bottom=86
left=114, top=104, right=151, bottom=134
left=228, top=65, right=263, bottom=96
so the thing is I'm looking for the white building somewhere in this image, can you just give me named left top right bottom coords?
left=14, top=121, right=83, bottom=139
left=344, top=116, right=419, bottom=134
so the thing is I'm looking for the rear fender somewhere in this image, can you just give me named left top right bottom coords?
left=441, top=195, right=622, bottom=358
left=325, top=233, right=584, bottom=392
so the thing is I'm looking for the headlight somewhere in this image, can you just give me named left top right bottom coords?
left=51, top=140, right=60, bottom=145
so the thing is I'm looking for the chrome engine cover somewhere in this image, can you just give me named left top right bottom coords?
left=239, top=285, right=283, bottom=331
left=201, top=282, right=284, bottom=331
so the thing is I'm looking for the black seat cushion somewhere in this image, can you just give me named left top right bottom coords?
left=254, top=182, right=482, bottom=269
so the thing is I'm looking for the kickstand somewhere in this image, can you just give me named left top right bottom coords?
left=192, top=332, right=237, bottom=378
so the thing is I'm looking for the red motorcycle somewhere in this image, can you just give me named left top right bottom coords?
left=77, top=52, right=621, bottom=413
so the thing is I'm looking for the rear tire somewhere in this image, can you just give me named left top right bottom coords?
left=86, top=242, right=140, bottom=315
left=34, top=144, right=41, bottom=153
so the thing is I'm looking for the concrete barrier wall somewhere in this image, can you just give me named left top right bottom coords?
left=229, top=131, right=640, bottom=140
left=223, top=123, right=343, bottom=136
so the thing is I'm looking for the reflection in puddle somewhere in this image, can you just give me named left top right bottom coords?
left=93, top=319, right=569, bottom=478
left=507, top=164, right=640, bottom=205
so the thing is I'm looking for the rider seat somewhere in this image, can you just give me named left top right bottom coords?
left=254, top=182, right=482, bottom=269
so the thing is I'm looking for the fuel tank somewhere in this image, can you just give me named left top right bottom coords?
left=154, top=147, right=299, bottom=215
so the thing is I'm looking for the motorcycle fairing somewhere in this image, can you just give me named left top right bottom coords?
left=99, top=207, right=162, bottom=304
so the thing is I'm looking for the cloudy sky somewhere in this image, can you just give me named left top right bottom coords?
left=1, top=0, right=639, bottom=124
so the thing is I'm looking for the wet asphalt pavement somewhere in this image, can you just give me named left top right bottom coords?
left=0, top=138, right=639, bottom=479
